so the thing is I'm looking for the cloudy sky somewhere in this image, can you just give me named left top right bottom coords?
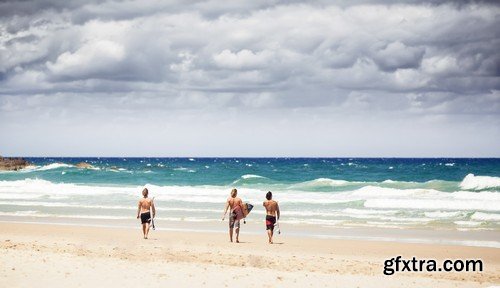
left=0, top=0, right=499, bottom=157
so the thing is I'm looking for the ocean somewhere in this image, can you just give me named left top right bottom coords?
left=1, top=157, right=499, bottom=240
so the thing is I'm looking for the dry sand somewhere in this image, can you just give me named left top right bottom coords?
left=1, top=222, right=499, bottom=287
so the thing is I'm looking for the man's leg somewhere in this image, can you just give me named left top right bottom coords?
left=145, top=222, right=150, bottom=239
left=235, top=225, right=240, bottom=243
left=142, top=223, right=147, bottom=239
left=229, top=228, right=233, bottom=242
left=267, top=229, right=272, bottom=244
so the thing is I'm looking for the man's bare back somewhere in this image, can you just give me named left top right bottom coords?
left=138, top=198, right=153, bottom=214
left=263, top=200, right=279, bottom=216
left=227, top=197, right=242, bottom=210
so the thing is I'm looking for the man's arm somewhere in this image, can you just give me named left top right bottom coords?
left=151, top=200, right=156, bottom=218
left=137, top=201, right=141, bottom=219
left=222, top=200, right=229, bottom=220
left=276, top=202, right=280, bottom=220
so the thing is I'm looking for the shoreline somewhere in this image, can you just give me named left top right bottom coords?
left=1, top=222, right=499, bottom=287
left=1, top=216, right=500, bottom=248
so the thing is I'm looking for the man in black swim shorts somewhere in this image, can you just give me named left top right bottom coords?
left=266, top=215, right=276, bottom=231
left=263, top=191, right=280, bottom=244
left=141, top=211, right=151, bottom=224
left=137, top=188, right=155, bottom=239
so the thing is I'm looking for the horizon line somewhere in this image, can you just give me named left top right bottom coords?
left=2, top=155, right=500, bottom=159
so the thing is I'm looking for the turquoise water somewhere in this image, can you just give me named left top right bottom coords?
left=0, top=158, right=499, bottom=232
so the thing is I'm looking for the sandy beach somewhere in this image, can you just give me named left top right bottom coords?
left=1, top=222, right=499, bottom=287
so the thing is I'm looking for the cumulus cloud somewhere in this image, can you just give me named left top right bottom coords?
left=213, top=49, right=274, bottom=70
left=47, top=40, right=125, bottom=80
left=0, top=0, right=498, bottom=156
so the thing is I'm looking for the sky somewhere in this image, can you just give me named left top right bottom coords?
left=0, top=0, right=499, bottom=157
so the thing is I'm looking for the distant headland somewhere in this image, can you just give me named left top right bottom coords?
left=0, top=156, right=29, bottom=171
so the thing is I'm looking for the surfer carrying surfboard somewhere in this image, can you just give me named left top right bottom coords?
left=222, top=188, right=244, bottom=243
left=263, top=191, right=280, bottom=244
left=136, top=188, right=156, bottom=239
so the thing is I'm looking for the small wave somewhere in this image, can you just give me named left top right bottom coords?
left=241, top=174, right=266, bottom=179
left=107, top=167, right=132, bottom=173
left=174, top=167, right=196, bottom=173
left=231, top=174, right=269, bottom=185
left=459, top=174, right=500, bottom=190
left=37, top=163, right=73, bottom=171
left=289, top=178, right=353, bottom=190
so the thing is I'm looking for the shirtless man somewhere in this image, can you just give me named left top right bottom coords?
left=222, top=188, right=243, bottom=243
left=136, top=188, right=155, bottom=239
left=263, top=191, right=280, bottom=244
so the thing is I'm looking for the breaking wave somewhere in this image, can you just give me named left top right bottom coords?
left=459, top=174, right=500, bottom=190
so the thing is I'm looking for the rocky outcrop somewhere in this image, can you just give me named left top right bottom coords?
left=0, top=156, right=29, bottom=171
left=75, top=162, right=93, bottom=169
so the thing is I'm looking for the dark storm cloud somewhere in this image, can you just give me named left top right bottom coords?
left=0, top=0, right=498, bottom=156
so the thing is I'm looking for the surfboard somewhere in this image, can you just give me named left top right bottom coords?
left=149, top=197, right=155, bottom=230
left=236, top=203, right=253, bottom=220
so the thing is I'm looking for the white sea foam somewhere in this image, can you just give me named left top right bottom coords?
left=460, top=174, right=500, bottom=190
left=0, top=178, right=137, bottom=198
left=454, top=221, right=483, bottom=227
left=471, top=212, right=500, bottom=222
left=424, top=211, right=464, bottom=218
left=1, top=179, right=499, bottom=231
left=365, top=199, right=500, bottom=212
left=0, top=211, right=129, bottom=220
left=342, top=208, right=399, bottom=216
left=351, top=186, right=441, bottom=197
